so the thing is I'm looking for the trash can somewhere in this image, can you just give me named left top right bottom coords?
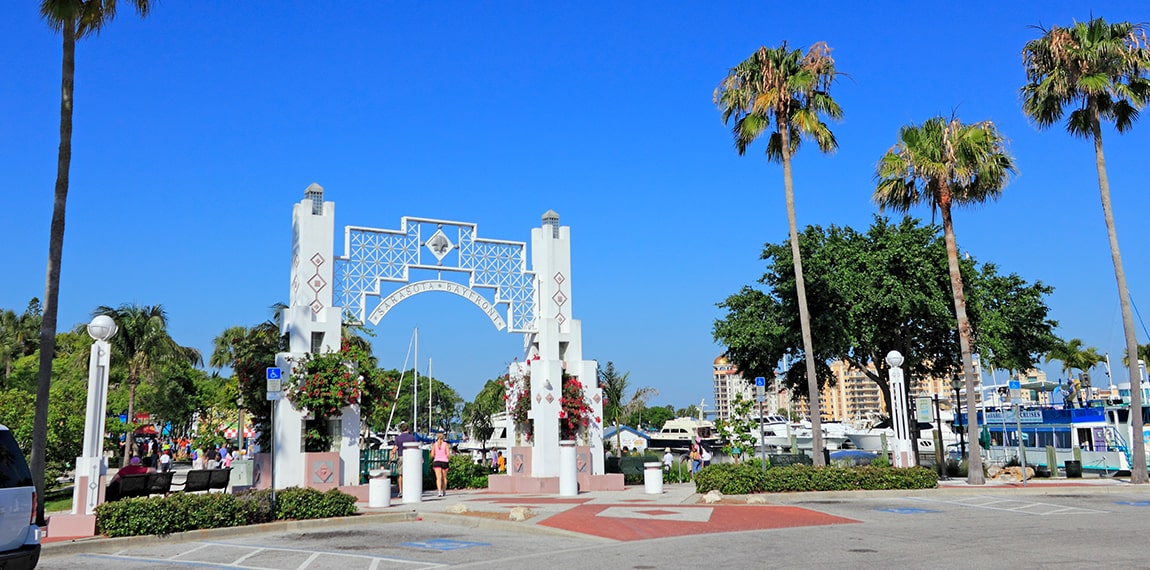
left=1065, top=460, right=1083, bottom=478
left=643, top=462, right=663, bottom=495
left=368, top=468, right=391, bottom=508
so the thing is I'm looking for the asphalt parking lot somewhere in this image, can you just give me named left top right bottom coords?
left=39, top=485, right=1150, bottom=569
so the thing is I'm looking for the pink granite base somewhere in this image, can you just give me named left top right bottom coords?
left=487, top=473, right=623, bottom=493
left=46, top=514, right=96, bottom=539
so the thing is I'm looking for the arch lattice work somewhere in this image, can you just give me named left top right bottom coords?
left=333, top=217, right=537, bottom=332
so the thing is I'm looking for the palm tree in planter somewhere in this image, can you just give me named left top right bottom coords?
left=1021, top=17, right=1150, bottom=483
left=714, top=42, right=843, bottom=464
left=874, top=116, right=1017, bottom=484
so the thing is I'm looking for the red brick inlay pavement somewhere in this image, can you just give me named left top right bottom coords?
left=537, top=504, right=858, bottom=541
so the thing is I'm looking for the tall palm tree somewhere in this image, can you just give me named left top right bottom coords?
left=95, top=304, right=201, bottom=465
left=1021, top=17, right=1150, bottom=484
left=874, top=116, right=1017, bottom=484
left=714, top=42, right=842, bottom=465
left=32, top=0, right=152, bottom=525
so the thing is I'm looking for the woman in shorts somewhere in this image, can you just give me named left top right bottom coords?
left=431, top=432, right=451, bottom=497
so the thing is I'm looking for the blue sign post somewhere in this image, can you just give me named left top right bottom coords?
left=754, top=376, right=767, bottom=471
left=266, top=367, right=283, bottom=401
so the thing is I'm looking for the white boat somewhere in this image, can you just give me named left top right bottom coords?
left=971, top=401, right=1150, bottom=474
left=648, top=417, right=718, bottom=450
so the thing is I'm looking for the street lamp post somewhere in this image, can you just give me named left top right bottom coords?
left=73, top=315, right=117, bottom=516
left=951, top=377, right=966, bottom=460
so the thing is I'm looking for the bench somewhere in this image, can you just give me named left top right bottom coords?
left=108, top=471, right=175, bottom=501
left=175, top=468, right=232, bottom=493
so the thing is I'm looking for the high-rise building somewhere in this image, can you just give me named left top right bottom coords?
left=823, top=360, right=886, bottom=422
left=712, top=356, right=753, bottom=421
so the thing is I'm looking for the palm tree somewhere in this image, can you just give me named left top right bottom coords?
left=597, top=362, right=657, bottom=452
left=95, top=304, right=201, bottom=465
left=714, top=42, right=842, bottom=465
left=874, top=116, right=1017, bottom=484
left=31, top=0, right=152, bottom=525
left=1021, top=17, right=1150, bottom=484
left=1046, top=337, right=1105, bottom=381
left=209, top=319, right=281, bottom=450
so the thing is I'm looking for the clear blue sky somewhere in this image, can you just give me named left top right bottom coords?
left=2, top=2, right=1148, bottom=412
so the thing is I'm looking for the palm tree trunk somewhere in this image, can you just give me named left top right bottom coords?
left=938, top=198, right=984, bottom=484
left=30, top=22, right=77, bottom=527
left=1091, top=118, right=1147, bottom=484
left=779, top=126, right=824, bottom=466
left=123, top=381, right=137, bottom=466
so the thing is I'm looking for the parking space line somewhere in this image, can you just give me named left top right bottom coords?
left=909, top=496, right=1107, bottom=516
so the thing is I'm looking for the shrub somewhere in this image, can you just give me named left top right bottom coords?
left=96, top=487, right=358, bottom=538
left=693, top=463, right=767, bottom=494
left=447, top=455, right=489, bottom=489
left=275, top=487, right=357, bottom=521
left=945, top=459, right=967, bottom=477
left=694, top=464, right=938, bottom=494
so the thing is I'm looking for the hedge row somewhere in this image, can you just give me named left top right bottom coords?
left=95, top=487, right=358, bottom=538
left=693, top=463, right=938, bottom=494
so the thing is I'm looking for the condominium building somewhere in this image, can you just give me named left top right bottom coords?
left=712, top=356, right=752, bottom=421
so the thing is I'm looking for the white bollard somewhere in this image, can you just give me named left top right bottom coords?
left=559, top=440, right=578, bottom=497
left=644, top=462, right=663, bottom=495
left=368, top=469, right=390, bottom=508
left=402, top=442, right=423, bottom=504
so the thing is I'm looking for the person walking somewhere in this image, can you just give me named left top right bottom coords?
left=431, top=432, right=451, bottom=497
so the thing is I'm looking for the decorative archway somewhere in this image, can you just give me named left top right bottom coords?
left=274, top=184, right=607, bottom=490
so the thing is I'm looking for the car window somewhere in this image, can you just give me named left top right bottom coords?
left=0, top=431, right=33, bottom=489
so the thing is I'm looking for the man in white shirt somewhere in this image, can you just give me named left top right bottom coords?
left=662, top=448, right=673, bottom=471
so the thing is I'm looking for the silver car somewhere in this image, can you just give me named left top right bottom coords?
left=0, top=424, right=40, bottom=569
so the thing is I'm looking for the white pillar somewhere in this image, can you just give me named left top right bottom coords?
left=402, top=442, right=423, bottom=503
left=559, top=440, right=577, bottom=496
left=643, top=462, right=663, bottom=495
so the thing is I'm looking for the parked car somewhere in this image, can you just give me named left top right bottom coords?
left=0, top=424, right=40, bottom=569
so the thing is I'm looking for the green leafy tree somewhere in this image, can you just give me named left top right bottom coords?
left=0, top=300, right=41, bottom=385
left=389, top=374, right=462, bottom=435
left=95, top=304, right=202, bottom=465
left=874, top=116, right=1017, bottom=485
left=717, top=218, right=949, bottom=413
left=210, top=321, right=281, bottom=450
left=462, top=378, right=506, bottom=452
left=32, top=0, right=153, bottom=525
left=640, top=405, right=676, bottom=432
left=714, top=42, right=843, bottom=464
left=1021, top=17, right=1150, bottom=483
left=0, top=328, right=90, bottom=486
left=969, top=264, right=1060, bottom=376
left=717, top=394, right=758, bottom=462
left=717, top=216, right=1056, bottom=423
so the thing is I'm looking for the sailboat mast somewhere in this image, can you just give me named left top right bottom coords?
left=429, top=357, right=434, bottom=435
left=413, top=328, right=419, bottom=430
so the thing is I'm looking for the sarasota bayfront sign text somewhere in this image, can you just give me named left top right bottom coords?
left=367, top=279, right=507, bottom=329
